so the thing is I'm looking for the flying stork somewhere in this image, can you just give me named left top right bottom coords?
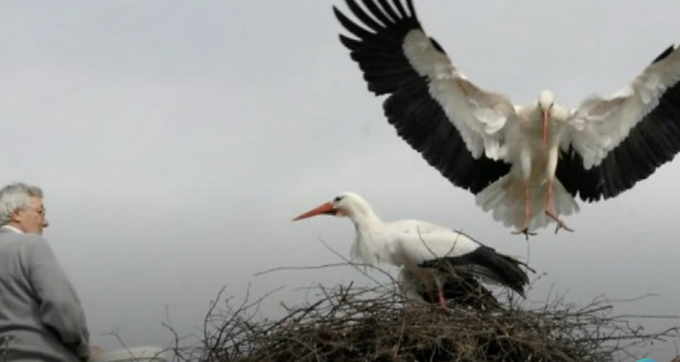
left=291, top=191, right=533, bottom=308
left=332, top=0, right=680, bottom=238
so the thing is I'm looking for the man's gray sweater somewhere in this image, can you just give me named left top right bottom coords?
left=0, top=227, right=91, bottom=361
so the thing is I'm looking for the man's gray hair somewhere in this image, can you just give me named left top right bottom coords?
left=0, top=182, right=44, bottom=227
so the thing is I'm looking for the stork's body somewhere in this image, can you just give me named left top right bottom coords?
left=292, top=192, right=533, bottom=307
left=482, top=97, right=581, bottom=236
left=333, top=0, right=680, bottom=238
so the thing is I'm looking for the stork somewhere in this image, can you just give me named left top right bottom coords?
left=333, top=0, right=680, bottom=238
left=292, top=191, right=533, bottom=308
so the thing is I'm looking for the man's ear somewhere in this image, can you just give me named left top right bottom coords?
left=9, top=209, right=22, bottom=223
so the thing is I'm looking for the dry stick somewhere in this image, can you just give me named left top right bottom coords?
left=167, top=247, right=680, bottom=362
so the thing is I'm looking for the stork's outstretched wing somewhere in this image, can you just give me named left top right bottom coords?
left=558, top=44, right=680, bottom=202
left=333, top=0, right=516, bottom=194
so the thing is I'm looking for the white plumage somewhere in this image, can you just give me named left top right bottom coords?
left=292, top=191, right=532, bottom=307
left=334, top=0, right=680, bottom=237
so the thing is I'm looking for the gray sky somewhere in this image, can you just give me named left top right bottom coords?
left=1, top=0, right=680, bottom=360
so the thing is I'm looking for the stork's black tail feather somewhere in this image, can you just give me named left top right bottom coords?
left=421, top=246, right=534, bottom=297
left=491, top=252, right=534, bottom=296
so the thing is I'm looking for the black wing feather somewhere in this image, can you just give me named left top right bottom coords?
left=418, top=245, right=532, bottom=297
left=557, top=45, right=680, bottom=202
left=333, top=0, right=511, bottom=194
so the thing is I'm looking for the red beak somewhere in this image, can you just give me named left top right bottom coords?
left=292, top=202, right=337, bottom=221
left=542, top=109, right=550, bottom=146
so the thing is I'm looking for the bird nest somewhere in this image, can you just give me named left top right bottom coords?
left=166, top=268, right=677, bottom=362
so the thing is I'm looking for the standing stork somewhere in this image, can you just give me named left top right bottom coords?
left=291, top=191, right=533, bottom=308
left=332, top=0, right=680, bottom=238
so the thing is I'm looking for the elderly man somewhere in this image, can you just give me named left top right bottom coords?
left=0, top=182, right=99, bottom=361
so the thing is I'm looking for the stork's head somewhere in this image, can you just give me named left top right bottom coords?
left=538, top=90, right=555, bottom=146
left=292, top=191, right=373, bottom=222
left=538, top=90, right=554, bottom=111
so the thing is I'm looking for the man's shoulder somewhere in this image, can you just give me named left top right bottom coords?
left=0, top=230, right=50, bottom=249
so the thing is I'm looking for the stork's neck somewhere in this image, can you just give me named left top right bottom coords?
left=346, top=208, right=390, bottom=265
left=348, top=204, right=381, bottom=227
left=348, top=206, right=384, bottom=241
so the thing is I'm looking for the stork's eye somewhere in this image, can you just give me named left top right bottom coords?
left=333, top=196, right=344, bottom=203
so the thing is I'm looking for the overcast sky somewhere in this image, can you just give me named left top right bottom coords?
left=1, top=0, right=680, bottom=360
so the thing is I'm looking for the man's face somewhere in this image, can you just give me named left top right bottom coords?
left=12, top=196, right=49, bottom=235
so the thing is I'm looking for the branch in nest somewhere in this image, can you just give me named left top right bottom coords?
left=163, top=264, right=680, bottom=362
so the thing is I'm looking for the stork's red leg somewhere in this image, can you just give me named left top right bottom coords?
left=544, top=177, right=574, bottom=234
left=438, top=288, right=447, bottom=308
left=512, top=180, right=537, bottom=240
